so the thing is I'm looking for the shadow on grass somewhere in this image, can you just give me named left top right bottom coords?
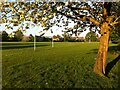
left=91, top=45, right=119, bottom=54
left=90, top=45, right=120, bottom=77
left=2, top=43, right=50, bottom=50
left=105, top=55, right=120, bottom=76
left=108, top=45, right=120, bottom=53
left=2, top=43, right=32, bottom=46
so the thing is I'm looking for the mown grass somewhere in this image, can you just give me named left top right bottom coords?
left=2, top=42, right=119, bottom=88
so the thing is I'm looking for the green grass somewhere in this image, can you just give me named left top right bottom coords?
left=2, top=42, right=119, bottom=88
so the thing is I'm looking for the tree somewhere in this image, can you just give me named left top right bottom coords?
left=29, top=34, right=34, bottom=42
left=0, top=31, right=2, bottom=42
left=110, top=29, right=120, bottom=44
left=53, top=35, right=63, bottom=42
left=2, top=31, right=9, bottom=42
left=22, top=35, right=30, bottom=42
left=62, top=32, right=71, bottom=42
left=1, top=1, right=120, bottom=76
left=110, top=2, right=120, bottom=44
left=109, top=10, right=120, bottom=44
left=85, top=31, right=98, bottom=42
left=14, top=30, right=24, bottom=41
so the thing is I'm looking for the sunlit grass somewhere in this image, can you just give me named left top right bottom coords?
left=2, top=42, right=119, bottom=88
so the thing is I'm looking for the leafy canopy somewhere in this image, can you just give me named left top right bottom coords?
left=0, top=1, right=120, bottom=36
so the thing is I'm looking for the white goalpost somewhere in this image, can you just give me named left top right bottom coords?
left=34, top=35, right=36, bottom=51
left=51, top=29, right=54, bottom=48
left=52, top=34, right=54, bottom=48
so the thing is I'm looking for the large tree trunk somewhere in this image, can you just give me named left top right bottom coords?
left=93, top=22, right=110, bottom=76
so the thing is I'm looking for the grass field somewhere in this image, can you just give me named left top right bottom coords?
left=2, top=42, right=119, bottom=88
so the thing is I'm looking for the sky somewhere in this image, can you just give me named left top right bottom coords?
left=0, top=20, right=89, bottom=38
left=0, top=11, right=89, bottom=38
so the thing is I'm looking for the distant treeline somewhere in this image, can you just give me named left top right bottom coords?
left=1, top=30, right=120, bottom=44
left=1, top=30, right=52, bottom=42
left=1, top=30, right=99, bottom=42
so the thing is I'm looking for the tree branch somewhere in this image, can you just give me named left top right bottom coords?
left=86, top=17, right=100, bottom=26
left=57, top=11, right=78, bottom=20
left=57, top=11, right=100, bottom=26
left=111, top=16, right=120, bottom=26
left=68, top=5, right=103, bottom=16
left=67, top=5, right=101, bottom=26
left=68, top=6, right=91, bottom=11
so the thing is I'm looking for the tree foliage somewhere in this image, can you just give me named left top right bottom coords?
left=29, top=34, right=34, bottom=42
left=110, top=2, right=120, bottom=44
left=110, top=29, right=120, bottom=44
left=85, top=31, right=98, bottom=42
left=0, top=31, right=2, bottom=42
left=62, top=32, right=71, bottom=42
left=2, top=31, right=9, bottom=41
left=13, top=30, right=24, bottom=41
left=0, top=2, right=119, bottom=34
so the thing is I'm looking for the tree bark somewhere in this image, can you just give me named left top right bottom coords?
left=93, top=22, right=110, bottom=76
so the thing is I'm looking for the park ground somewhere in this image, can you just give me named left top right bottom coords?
left=1, top=42, right=120, bottom=88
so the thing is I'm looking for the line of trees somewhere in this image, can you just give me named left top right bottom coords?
left=1, top=30, right=24, bottom=42
left=1, top=30, right=52, bottom=42
left=2, top=30, right=120, bottom=43
left=1, top=30, right=100, bottom=42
